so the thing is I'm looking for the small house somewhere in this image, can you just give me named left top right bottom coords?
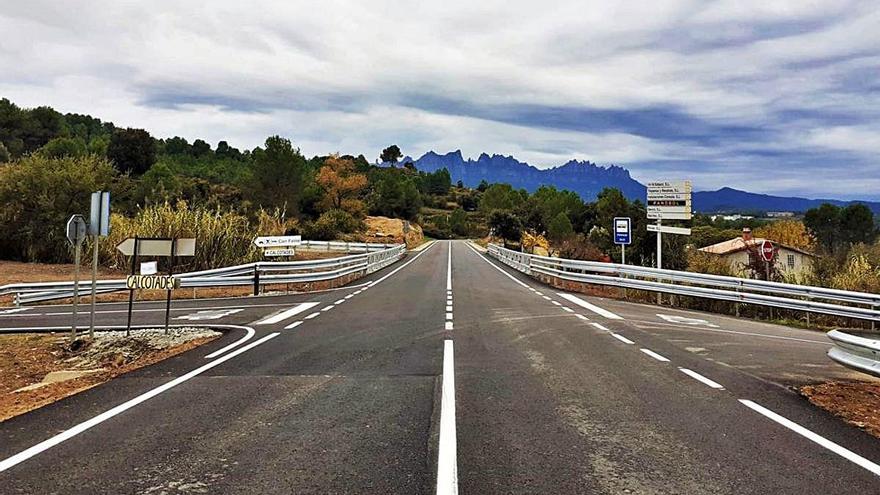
left=698, top=228, right=815, bottom=277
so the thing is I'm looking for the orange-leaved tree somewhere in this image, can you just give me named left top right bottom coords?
left=315, top=154, right=368, bottom=216
left=754, top=220, right=815, bottom=252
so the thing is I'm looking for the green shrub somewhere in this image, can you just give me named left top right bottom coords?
left=301, top=209, right=363, bottom=241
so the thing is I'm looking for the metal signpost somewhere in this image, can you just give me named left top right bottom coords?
left=613, top=217, right=631, bottom=264
left=117, top=237, right=195, bottom=335
left=646, top=181, right=692, bottom=269
left=65, top=214, right=87, bottom=341
left=88, top=191, right=111, bottom=339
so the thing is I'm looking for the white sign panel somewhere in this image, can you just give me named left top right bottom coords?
left=254, top=236, right=302, bottom=248
left=647, top=224, right=692, bottom=235
left=140, top=261, right=158, bottom=275
left=646, top=180, right=692, bottom=220
left=263, top=248, right=297, bottom=257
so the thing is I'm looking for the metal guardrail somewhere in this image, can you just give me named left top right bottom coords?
left=827, top=330, right=880, bottom=378
left=487, top=244, right=880, bottom=322
left=1, top=242, right=405, bottom=305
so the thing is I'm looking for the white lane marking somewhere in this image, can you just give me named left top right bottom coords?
left=176, top=308, right=243, bottom=321
left=304, top=312, right=320, bottom=320
left=528, top=287, right=536, bottom=292
left=557, top=293, right=622, bottom=320
left=344, top=294, right=354, bottom=299
left=739, top=399, right=880, bottom=477
left=204, top=325, right=256, bottom=359
left=629, top=320, right=829, bottom=346
left=255, top=302, right=320, bottom=325
left=591, top=322, right=610, bottom=332
left=446, top=312, right=453, bottom=320
left=0, top=332, right=280, bottom=473
left=575, top=314, right=589, bottom=320
left=561, top=307, right=574, bottom=313
left=445, top=321, right=454, bottom=330
left=447, top=241, right=453, bottom=291
left=285, top=321, right=303, bottom=330
left=679, top=368, right=724, bottom=389
left=354, top=291, right=362, bottom=295
left=640, top=348, right=670, bottom=362
left=610, top=333, right=635, bottom=345
left=542, top=295, right=551, bottom=301
left=0, top=308, right=30, bottom=315
left=436, top=339, right=458, bottom=494
left=551, top=301, right=562, bottom=306
left=465, top=243, right=530, bottom=289
left=321, top=305, right=335, bottom=312
left=446, top=305, right=453, bottom=312
left=535, top=292, right=544, bottom=296
left=658, top=314, right=719, bottom=328
left=369, top=240, right=436, bottom=287
left=335, top=299, right=345, bottom=304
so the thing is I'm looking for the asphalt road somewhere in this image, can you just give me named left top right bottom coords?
left=1, top=240, right=879, bottom=494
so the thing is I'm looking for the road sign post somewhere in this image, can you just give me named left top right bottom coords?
left=613, top=217, right=631, bottom=265
left=66, top=214, right=87, bottom=342
left=88, top=191, right=110, bottom=339
left=125, top=237, right=140, bottom=336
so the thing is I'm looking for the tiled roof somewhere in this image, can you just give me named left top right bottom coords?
left=698, top=237, right=814, bottom=257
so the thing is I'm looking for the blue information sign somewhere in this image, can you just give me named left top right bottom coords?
left=613, top=217, right=631, bottom=245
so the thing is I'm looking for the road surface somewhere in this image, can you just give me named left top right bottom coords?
left=1, top=240, right=878, bottom=494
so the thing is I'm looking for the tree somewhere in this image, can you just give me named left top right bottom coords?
left=547, top=211, right=574, bottom=242
left=449, top=208, right=468, bottom=237
left=477, top=179, right=489, bottom=192
left=380, top=145, right=402, bottom=165
left=39, top=136, right=87, bottom=159
left=191, top=139, right=211, bottom=157
left=488, top=210, right=522, bottom=243
left=107, top=128, right=156, bottom=175
left=315, top=155, right=368, bottom=216
left=753, top=220, right=815, bottom=252
left=248, top=135, right=309, bottom=213
left=479, top=183, right=524, bottom=213
left=422, top=168, right=452, bottom=195
left=164, top=136, right=190, bottom=155
left=840, top=204, right=876, bottom=246
left=0, top=142, right=9, bottom=163
left=369, top=171, right=422, bottom=220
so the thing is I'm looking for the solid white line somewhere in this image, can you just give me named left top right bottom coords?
left=0, top=308, right=29, bottom=315
left=446, top=312, right=453, bottom=320
left=465, top=243, right=529, bottom=289
left=204, top=325, right=256, bottom=359
left=575, top=314, right=589, bottom=320
left=255, top=302, right=319, bottom=325
left=446, top=305, right=453, bottom=312
left=561, top=307, right=574, bottom=313
left=0, top=332, right=280, bottom=473
left=335, top=299, right=345, bottom=304
left=436, top=339, right=458, bottom=494
left=679, top=368, right=724, bottom=389
left=739, top=399, right=880, bottom=476
left=321, top=305, right=335, bottom=311
left=610, top=333, right=635, bottom=345
left=557, top=293, right=622, bottom=320
left=447, top=241, right=452, bottom=291
left=551, top=301, right=561, bottom=306
left=369, top=241, right=437, bottom=287
left=284, top=321, right=303, bottom=330
left=304, top=312, right=320, bottom=320
left=445, top=321, right=454, bottom=330
left=640, top=348, right=670, bottom=362
left=591, top=322, right=610, bottom=332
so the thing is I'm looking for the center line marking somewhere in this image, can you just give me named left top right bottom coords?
left=321, top=305, right=335, bottom=311
left=679, top=368, right=724, bottom=389
left=591, top=322, right=610, bottom=332
left=436, top=339, right=458, bottom=494
left=445, top=321, right=454, bottom=330
left=446, top=312, right=453, bottom=320
left=575, top=314, right=589, bottom=320
left=304, top=312, right=320, bottom=320
left=739, top=399, right=880, bottom=476
left=610, top=333, right=635, bottom=344
left=285, top=321, right=304, bottom=330
left=551, top=300, right=562, bottom=306
left=446, top=305, right=453, bottom=311
left=335, top=299, right=345, bottom=304
left=641, top=348, right=670, bottom=362
left=447, top=241, right=452, bottom=292
left=561, top=307, right=574, bottom=313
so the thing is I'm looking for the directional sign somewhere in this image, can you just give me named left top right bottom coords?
left=254, top=236, right=302, bottom=248
left=613, top=217, right=631, bottom=245
left=263, top=248, right=297, bottom=257
left=647, top=180, right=692, bottom=220
left=125, top=275, right=179, bottom=290
left=66, top=214, right=87, bottom=246
left=116, top=238, right=196, bottom=257
left=647, top=224, right=692, bottom=235
left=760, top=240, right=774, bottom=262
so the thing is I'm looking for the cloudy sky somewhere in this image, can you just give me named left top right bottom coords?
left=1, top=1, right=878, bottom=199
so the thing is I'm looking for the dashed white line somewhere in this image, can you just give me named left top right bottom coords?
left=446, top=312, right=453, bottom=320
left=284, top=321, right=304, bottom=330
left=445, top=321, right=454, bottom=330
left=344, top=294, right=354, bottom=299
left=436, top=339, right=458, bottom=494
left=255, top=302, right=320, bottom=325
left=591, top=322, right=610, bottom=332
left=321, top=305, right=335, bottom=311
left=739, top=399, right=880, bottom=477
left=551, top=300, right=562, bottom=306
left=542, top=295, right=551, bottom=300
left=557, top=293, right=622, bottom=320
left=335, top=299, right=345, bottom=305
left=536, top=292, right=544, bottom=296
left=304, top=312, right=320, bottom=320
left=561, top=307, right=574, bottom=313
left=0, top=332, right=280, bottom=473
left=446, top=305, right=453, bottom=312
left=640, top=348, right=670, bottom=362
left=679, top=368, right=724, bottom=389
left=575, top=314, right=589, bottom=321
left=610, top=333, right=635, bottom=345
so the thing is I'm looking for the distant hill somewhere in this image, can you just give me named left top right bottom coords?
left=401, top=150, right=880, bottom=214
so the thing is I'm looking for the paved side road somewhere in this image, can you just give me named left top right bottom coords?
left=1, top=240, right=878, bottom=494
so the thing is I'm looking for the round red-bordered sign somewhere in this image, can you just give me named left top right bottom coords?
left=760, top=240, right=774, bottom=262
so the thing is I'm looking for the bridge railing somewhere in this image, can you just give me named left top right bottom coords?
left=2, top=243, right=406, bottom=305
left=487, top=244, right=880, bottom=322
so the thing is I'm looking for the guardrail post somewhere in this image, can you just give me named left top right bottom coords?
left=253, top=263, right=261, bottom=296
